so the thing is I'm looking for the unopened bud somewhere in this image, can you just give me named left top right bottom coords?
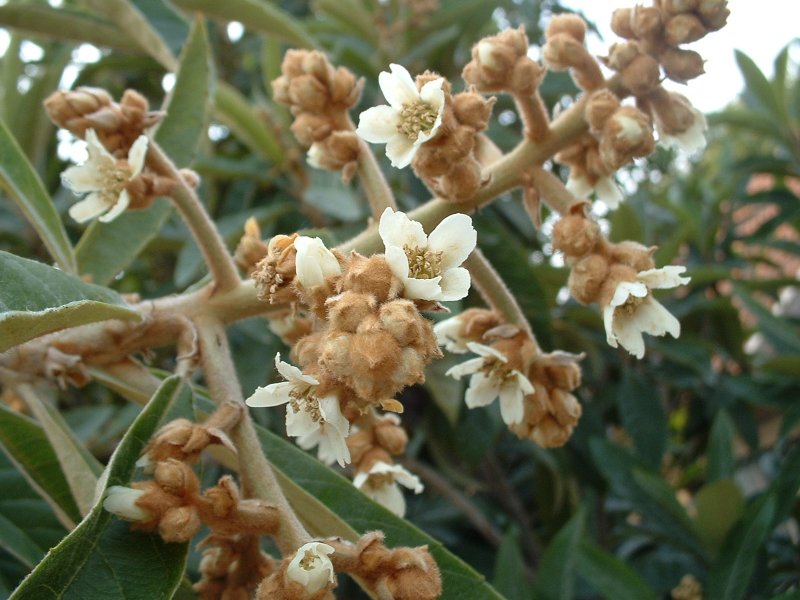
left=546, top=13, right=587, bottom=43
left=552, top=212, right=601, bottom=258
left=621, top=54, right=661, bottom=96
left=660, top=0, right=699, bottom=14
left=600, top=107, right=655, bottom=170
left=604, top=42, right=642, bottom=72
left=631, top=6, right=662, bottom=39
left=664, top=13, right=708, bottom=45
left=586, top=90, right=621, bottom=134
left=697, top=0, right=729, bottom=31
left=159, top=505, right=201, bottom=543
left=660, top=47, right=705, bottom=83
left=374, top=420, right=409, bottom=456
left=568, top=253, right=609, bottom=304
left=610, top=8, right=635, bottom=39
left=609, top=240, right=656, bottom=272
left=154, top=459, right=199, bottom=497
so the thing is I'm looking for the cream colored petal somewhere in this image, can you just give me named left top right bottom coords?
left=295, top=236, right=341, bottom=288
left=286, top=404, right=319, bottom=437
left=286, top=542, right=335, bottom=593
left=274, top=352, right=318, bottom=386
left=427, top=213, right=477, bottom=270
left=380, top=63, right=419, bottom=109
left=68, top=192, right=111, bottom=223
left=84, top=128, right=117, bottom=166
left=386, top=133, right=417, bottom=168
left=466, top=341, right=507, bottom=362
left=498, top=384, right=525, bottom=425
left=385, top=244, right=411, bottom=281
left=319, top=396, right=349, bottom=437
left=445, top=356, right=485, bottom=379
left=565, top=175, right=592, bottom=199
left=127, top=135, right=149, bottom=177
left=638, top=266, right=690, bottom=289
left=614, top=315, right=647, bottom=359
left=61, top=163, right=106, bottom=193
left=419, top=77, right=445, bottom=112
left=596, top=176, right=624, bottom=209
left=372, top=481, right=407, bottom=516
left=438, top=267, right=471, bottom=301
left=634, top=297, right=681, bottom=339
left=104, top=486, right=150, bottom=521
left=245, top=381, right=294, bottom=407
left=386, top=465, right=423, bottom=493
left=318, top=426, right=351, bottom=467
left=402, top=275, right=443, bottom=300
left=433, top=316, right=469, bottom=353
left=379, top=208, right=428, bottom=248
left=514, top=370, right=535, bottom=395
left=603, top=305, right=618, bottom=347
left=356, top=105, right=401, bottom=143
left=98, top=189, right=129, bottom=223
left=610, top=280, right=647, bottom=308
left=465, top=372, right=499, bottom=408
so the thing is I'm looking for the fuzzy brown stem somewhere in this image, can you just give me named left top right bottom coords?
left=464, top=248, right=538, bottom=349
left=356, top=138, right=399, bottom=216
left=147, top=142, right=241, bottom=294
left=529, top=165, right=579, bottom=216
left=194, top=314, right=310, bottom=554
left=513, top=91, right=551, bottom=142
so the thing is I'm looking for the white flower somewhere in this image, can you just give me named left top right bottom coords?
left=246, top=354, right=350, bottom=467
left=286, top=542, right=336, bottom=594
left=566, top=174, right=624, bottom=210
left=379, top=207, right=476, bottom=301
left=446, top=341, right=534, bottom=426
left=306, top=143, right=324, bottom=169
left=62, top=129, right=148, bottom=223
left=353, top=462, right=423, bottom=517
left=603, top=266, right=691, bottom=359
left=356, top=63, right=445, bottom=168
left=294, top=236, right=341, bottom=288
left=657, top=107, right=707, bottom=153
left=104, top=486, right=150, bottom=521
left=433, top=315, right=470, bottom=353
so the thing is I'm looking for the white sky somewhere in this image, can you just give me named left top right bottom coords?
left=562, top=0, right=800, bottom=111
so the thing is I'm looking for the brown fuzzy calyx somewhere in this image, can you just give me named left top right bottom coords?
left=599, top=106, right=655, bottom=170
left=252, top=234, right=299, bottom=303
left=235, top=218, right=270, bottom=275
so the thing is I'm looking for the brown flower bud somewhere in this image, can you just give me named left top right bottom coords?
left=546, top=13, right=587, bottom=43
left=568, top=253, right=609, bottom=305
left=328, top=291, right=378, bottom=333
left=307, top=131, right=361, bottom=172
left=600, top=106, right=655, bottom=170
left=288, top=75, right=329, bottom=113
left=586, top=90, right=621, bottom=134
left=604, top=42, right=642, bottom=72
left=630, top=5, right=662, bottom=39
left=609, top=240, right=656, bottom=272
left=438, top=157, right=484, bottom=203
left=598, top=263, right=639, bottom=306
left=660, top=0, right=699, bottom=14
left=158, top=505, right=201, bottom=543
left=235, top=217, right=269, bottom=274
left=452, top=91, right=495, bottom=131
left=381, top=547, right=442, bottom=600
left=290, top=113, right=333, bottom=146
left=154, top=458, right=200, bottom=497
left=374, top=420, right=409, bottom=456
left=552, top=212, right=601, bottom=258
left=44, top=87, right=113, bottom=132
left=338, top=254, right=402, bottom=303
left=621, top=54, right=662, bottom=96
left=664, top=13, right=708, bottom=45
left=660, top=47, right=705, bottom=83
left=610, top=8, right=635, bottom=39
left=697, top=0, right=729, bottom=31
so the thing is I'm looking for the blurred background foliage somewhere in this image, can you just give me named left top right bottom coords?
left=0, top=0, right=798, bottom=598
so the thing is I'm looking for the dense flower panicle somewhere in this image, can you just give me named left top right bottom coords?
left=286, top=542, right=336, bottom=594
left=356, top=63, right=445, bottom=168
left=353, top=461, right=423, bottom=517
left=62, top=129, right=148, bottom=223
left=378, top=208, right=476, bottom=301
left=446, top=342, right=534, bottom=426
left=603, top=266, right=691, bottom=358
left=246, top=354, right=350, bottom=466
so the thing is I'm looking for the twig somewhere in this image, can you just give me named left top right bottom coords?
left=513, top=91, right=550, bottom=142
left=529, top=165, right=580, bottom=216
left=194, top=313, right=310, bottom=554
left=356, top=137, right=398, bottom=217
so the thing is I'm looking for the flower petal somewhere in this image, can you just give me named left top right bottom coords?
left=84, top=129, right=117, bottom=165
left=565, top=175, right=592, bottom=199
left=245, top=381, right=294, bottom=407
left=380, top=64, right=419, bottom=109
left=438, top=267, right=471, bottom=301
left=127, top=135, right=149, bottom=177
left=610, top=280, right=647, bottom=308
left=402, top=275, right=443, bottom=300
left=379, top=208, right=428, bottom=249
left=372, top=481, right=407, bottom=516
left=419, top=78, right=445, bottom=113
left=61, top=163, right=106, bottom=193
left=385, top=244, right=411, bottom=281
left=638, top=266, right=690, bottom=289
left=98, top=189, right=129, bottom=223
left=445, top=356, right=485, bottom=379
left=427, top=213, right=477, bottom=270
left=498, top=384, right=525, bottom=425
left=603, top=305, right=618, bottom=347
left=385, top=133, right=417, bottom=168
left=465, top=372, right=499, bottom=408
left=613, top=314, right=647, bottom=358
left=356, top=105, right=401, bottom=143
left=465, top=342, right=507, bottom=361
left=596, top=176, right=623, bottom=209
left=68, top=192, right=111, bottom=223
left=634, top=297, right=681, bottom=339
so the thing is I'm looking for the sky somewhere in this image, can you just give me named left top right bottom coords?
left=562, top=0, right=799, bottom=111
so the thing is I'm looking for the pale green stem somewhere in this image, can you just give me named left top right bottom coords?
left=147, top=142, right=241, bottom=294
left=529, top=166, right=580, bottom=216
left=194, top=313, right=310, bottom=554
left=513, top=91, right=551, bottom=142
left=356, top=137, right=398, bottom=217
left=465, top=249, right=539, bottom=351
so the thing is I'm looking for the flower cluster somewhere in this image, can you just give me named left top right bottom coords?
left=272, top=50, right=364, bottom=179
left=552, top=206, right=691, bottom=358
left=357, top=64, right=494, bottom=202
left=438, top=310, right=584, bottom=447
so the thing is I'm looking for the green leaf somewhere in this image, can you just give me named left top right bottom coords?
left=577, top=541, right=657, bottom=600
left=707, top=494, right=777, bottom=600
left=0, top=5, right=141, bottom=53
left=15, top=385, right=103, bottom=517
left=731, top=283, right=800, bottom=354
left=0, top=405, right=81, bottom=526
left=492, top=530, right=528, bottom=600
left=0, top=251, right=141, bottom=352
left=533, top=508, right=586, bottom=600
left=85, top=0, right=177, bottom=69
left=616, top=370, right=666, bottom=468
left=735, top=50, right=784, bottom=119
left=0, top=119, right=76, bottom=273
left=170, top=0, right=316, bottom=49
left=707, top=410, right=736, bottom=482
left=76, top=15, right=212, bottom=285
left=694, top=479, right=744, bottom=554
left=0, top=514, right=43, bottom=569
left=214, top=82, right=284, bottom=164
left=10, top=377, right=190, bottom=600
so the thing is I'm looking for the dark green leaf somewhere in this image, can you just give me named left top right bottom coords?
left=0, top=120, right=75, bottom=273
left=0, top=251, right=140, bottom=352
left=10, top=377, right=189, bottom=600
left=577, top=541, right=657, bottom=600
left=735, top=50, right=784, bottom=118
left=533, top=507, right=586, bottom=600
left=492, top=530, right=529, bottom=600
left=213, top=82, right=284, bottom=163
left=707, top=410, right=736, bottom=482
left=694, top=479, right=744, bottom=555
left=616, top=370, right=666, bottom=468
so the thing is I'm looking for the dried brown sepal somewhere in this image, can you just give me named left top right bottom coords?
left=252, top=233, right=299, bottom=303
left=235, top=217, right=270, bottom=275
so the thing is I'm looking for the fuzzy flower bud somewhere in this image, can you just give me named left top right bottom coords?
left=620, top=54, right=662, bottom=96
left=585, top=90, right=621, bottom=135
left=664, top=13, right=708, bottom=46
left=235, top=217, right=269, bottom=274
left=551, top=211, right=601, bottom=259
left=610, top=8, right=635, bottom=39
left=697, top=0, right=729, bottom=31
left=599, top=107, right=655, bottom=170
left=660, top=47, right=706, bottom=83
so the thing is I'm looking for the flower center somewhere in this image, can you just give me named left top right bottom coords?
left=289, top=388, right=323, bottom=423
left=299, top=549, right=318, bottom=571
left=397, top=100, right=439, bottom=142
left=617, top=290, right=648, bottom=316
left=404, top=244, right=443, bottom=279
left=367, top=472, right=395, bottom=488
left=480, top=358, right=515, bottom=384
